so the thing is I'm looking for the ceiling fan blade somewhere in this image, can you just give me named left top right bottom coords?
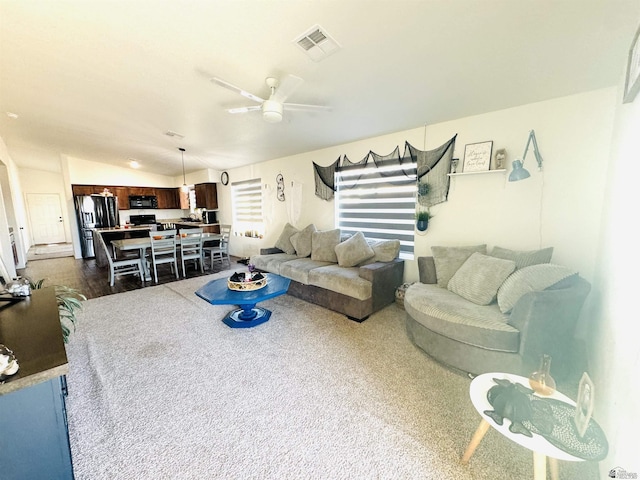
left=272, top=74, right=304, bottom=103
left=284, top=103, right=331, bottom=112
left=227, top=106, right=262, bottom=114
left=211, top=77, right=265, bottom=103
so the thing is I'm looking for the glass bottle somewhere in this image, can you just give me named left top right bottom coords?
left=528, top=354, right=556, bottom=396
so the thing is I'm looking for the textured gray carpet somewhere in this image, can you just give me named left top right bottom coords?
left=65, top=271, right=598, bottom=479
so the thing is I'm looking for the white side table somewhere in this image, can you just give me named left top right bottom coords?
left=461, top=372, right=583, bottom=480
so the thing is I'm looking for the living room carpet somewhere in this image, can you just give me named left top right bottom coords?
left=64, top=271, right=598, bottom=479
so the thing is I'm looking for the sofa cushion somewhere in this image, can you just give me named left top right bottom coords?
left=448, top=253, right=516, bottom=306
left=290, top=224, right=316, bottom=258
left=335, top=231, right=375, bottom=267
left=490, top=246, right=554, bottom=269
left=250, top=253, right=297, bottom=275
left=309, top=264, right=372, bottom=301
left=431, top=245, right=487, bottom=288
left=404, top=283, right=518, bottom=352
left=311, top=229, right=341, bottom=263
left=274, top=223, right=299, bottom=255
left=279, top=258, right=332, bottom=285
left=497, top=264, right=578, bottom=314
left=360, top=239, right=401, bottom=265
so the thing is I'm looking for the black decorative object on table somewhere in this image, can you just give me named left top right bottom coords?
left=484, top=378, right=608, bottom=461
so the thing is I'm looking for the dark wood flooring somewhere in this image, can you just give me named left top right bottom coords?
left=17, top=255, right=239, bottom=300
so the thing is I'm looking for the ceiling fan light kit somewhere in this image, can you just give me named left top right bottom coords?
left=211, top=74, right=329, bottom=123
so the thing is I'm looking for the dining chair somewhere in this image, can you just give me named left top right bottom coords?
left=203, top=224, right=231, bottom=268
left=96, top=231, right=145, bottom=287
left=148, top=230, right=179, bottom=283
left=179, top=228, right=204, bottom=277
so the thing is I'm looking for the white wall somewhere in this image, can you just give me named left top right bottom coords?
left=66, top=155, right=179, bottom=187
left=225, top=88, right=616, bottom=289
left=590, top=76, right=640, bottom=476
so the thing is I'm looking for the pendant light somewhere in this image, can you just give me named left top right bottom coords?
left=179, top=147, right=189, bottom=193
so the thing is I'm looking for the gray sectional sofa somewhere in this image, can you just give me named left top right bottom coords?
left=404, top=245, right=591, bottom=379
left=250, top=224, right=405, bottom=321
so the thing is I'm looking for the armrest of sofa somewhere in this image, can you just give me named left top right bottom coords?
left=508, top=276, right=591, bottom=378
left=417, top=256, right=437, bottom=284
left=359, top=258, right=405, bottom=311
left=260, top=247, right=284, bottom=255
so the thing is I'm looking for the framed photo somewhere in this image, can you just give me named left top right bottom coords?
left=574, top=372, right=595, bottom=437
left=492, top=148, right=507, bottom=170
left=623, top=23, right=640, bottom=104
left=463, top=141, right=493, bottom=173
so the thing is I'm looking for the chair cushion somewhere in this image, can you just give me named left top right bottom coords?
left=250, top=253, right=297, bottom=275
left=290, top=224, right=316, bottom=258
left=274, top=223, right=299, bottom=255
left=404, top=283, right=518, bottom=352
left=431, top=244, right=487, bottom=288
left=497, top=264, right=578, bottom=314
left=311, top=229, right=341, bottom=263
left=490, top=246, right=554, bottom=269
left=279, top=258, right=332, bottom=284
left=447, top=253, right=516, bottom=306
left=335, top=231, right=374, bottom=267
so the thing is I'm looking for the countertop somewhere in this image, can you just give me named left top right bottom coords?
left=0, top=288, right=68, bottom=396
left=94, top=226, right=152, bottom=233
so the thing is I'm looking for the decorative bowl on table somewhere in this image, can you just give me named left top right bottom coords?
left=227, top=272, right=267, bottom=291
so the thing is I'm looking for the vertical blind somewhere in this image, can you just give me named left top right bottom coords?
left=336, top=161, right=417, bottom=259
left=231, top=178, right=263, bottom=237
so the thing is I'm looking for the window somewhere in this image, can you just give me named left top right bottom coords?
left=336, top=160, right=416, bottom=259
left=231, top=178, right=263, bottom=238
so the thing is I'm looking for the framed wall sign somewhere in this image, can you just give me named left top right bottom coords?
left=462, top=141, right=493, bottom=173
left=623, top=23, right=640, bottom=104
left=574, top=372, right=595, bottom=438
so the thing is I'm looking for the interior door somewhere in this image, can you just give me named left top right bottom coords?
left=27, top=193, right=66, bottom=244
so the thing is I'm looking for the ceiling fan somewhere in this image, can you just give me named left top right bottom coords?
left=210, top=74, right=330, bottom=123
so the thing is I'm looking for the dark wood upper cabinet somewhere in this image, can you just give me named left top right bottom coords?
left=194, top=183, right=218, bottom=209
left=155, top=188, right=181, bottom=209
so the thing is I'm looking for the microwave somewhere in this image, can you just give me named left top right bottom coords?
left=129, top=195, right=158, bottom=209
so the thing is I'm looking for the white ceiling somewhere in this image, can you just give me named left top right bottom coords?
left=1, top=1, right=639, bottom=177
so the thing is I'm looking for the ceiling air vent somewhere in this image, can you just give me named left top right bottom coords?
left=294, top=25, right=341, bottom=62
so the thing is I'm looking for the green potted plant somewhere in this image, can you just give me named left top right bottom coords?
left=415, top=210, right=432, bottom=232
left=29, top=279, right=86, bottom=343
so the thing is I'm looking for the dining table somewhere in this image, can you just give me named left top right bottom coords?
left=110, top=232, right=223, bottom=281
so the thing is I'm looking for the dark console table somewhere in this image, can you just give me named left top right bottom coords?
left=0, top=287, right=74, bottom=479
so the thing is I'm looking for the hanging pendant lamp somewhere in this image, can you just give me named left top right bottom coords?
left=179, top=148, right=189, bottom=192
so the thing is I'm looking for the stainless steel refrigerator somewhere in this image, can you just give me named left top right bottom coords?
left=74, top=195, right=119, bottom=258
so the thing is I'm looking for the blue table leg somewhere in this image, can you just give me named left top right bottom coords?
left=222, top=303, right=272, bottom=328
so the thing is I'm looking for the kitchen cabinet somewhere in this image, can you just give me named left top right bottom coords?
left=0, top=288, right=74, bottom=480
left=155, top=188, right=181, bottom=209
left=72, top=184, right=98, bottom=196
left=112, top=186, right=131, bottom=210
left=195, top=183, right=218, bottom=209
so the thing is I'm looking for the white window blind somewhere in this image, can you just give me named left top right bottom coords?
left=231, top=178, right=263, bottom=237
left=336, top=161, right=416, bottom=259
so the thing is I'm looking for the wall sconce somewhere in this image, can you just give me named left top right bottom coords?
left=509, top=130, right=543, bottom=182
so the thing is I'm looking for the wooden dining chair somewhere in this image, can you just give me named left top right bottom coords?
left=148, top=230, right=179, bottom=283
left=96, top=231, right=145, bottom=287
left=179, top=228, right=204, bottom=277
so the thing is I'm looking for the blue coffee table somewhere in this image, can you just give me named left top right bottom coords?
left=196, top=273, right=291, bottom=328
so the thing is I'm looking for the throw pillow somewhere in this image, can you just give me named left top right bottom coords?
left=274, top=223, right=299, bottom=255
left=490, top=246, right=554, bottom=269
left=448, top=253, right=516, bottom=305
left=290, top=224, right=317, bottom=257
left=368, top=239, right=401, bottom=263
left=335, top=231, right=375, bottom=267
left=497, top=263, right=578, bottom=314
left=311, top=229, right=341, bottom=263
left=431, top=244, right=487, bottom=288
